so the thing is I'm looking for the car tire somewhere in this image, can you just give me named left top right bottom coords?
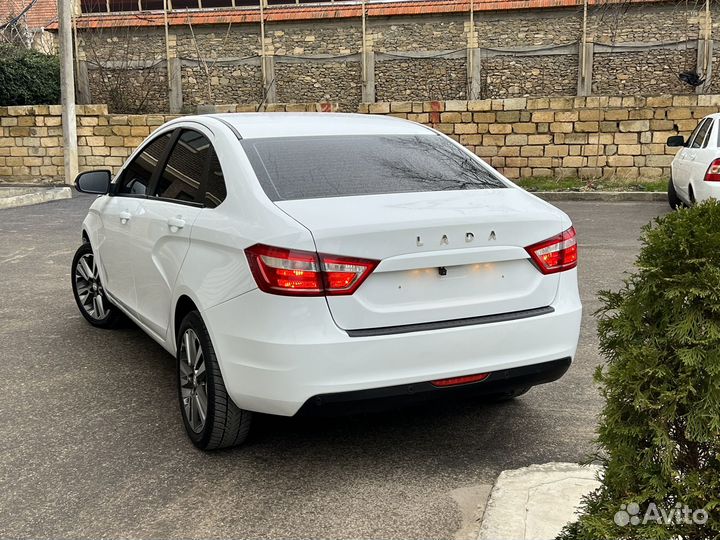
left=482, top=386, right=531, bottom=403
left=668, top=177, right=682, bottom=210
left=177, top=311, right=252, bottom=450
left=71, top=242, right=122, bottom=328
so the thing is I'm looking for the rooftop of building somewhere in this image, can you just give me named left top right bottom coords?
left=49, top=0, right=667, bottom=30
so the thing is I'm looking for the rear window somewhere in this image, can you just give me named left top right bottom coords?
left=241, top=134, right=507, bottom=201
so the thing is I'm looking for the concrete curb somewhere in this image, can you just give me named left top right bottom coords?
left=477, top=462, right=602, bottom=540
left=533, top=191, right=666, bottom=202
left=0, top=187, right=72, bottom=209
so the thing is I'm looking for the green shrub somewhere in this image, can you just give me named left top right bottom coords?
left=0, top=45, right=60, bottom=106
left=560, top=200, right=720, bottom=539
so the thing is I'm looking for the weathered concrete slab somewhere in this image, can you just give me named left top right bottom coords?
left=478, top=462, right=602, bottom=540
left=0, top=187, right=72, bottom=209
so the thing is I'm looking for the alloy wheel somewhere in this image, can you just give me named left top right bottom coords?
left=74, top=252, right=110, bottom=320
left=179, top=329, right=208, bottom=433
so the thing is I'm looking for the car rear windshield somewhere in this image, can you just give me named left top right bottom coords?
left=240, top=134, right=507, bottom=201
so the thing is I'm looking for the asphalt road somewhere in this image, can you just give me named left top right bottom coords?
left=0, top=195, right=668, bottom=539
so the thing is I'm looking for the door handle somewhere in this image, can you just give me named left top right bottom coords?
left=119, top=211, right=131, bottom=224
left=167, top=216, right=185, bottom=231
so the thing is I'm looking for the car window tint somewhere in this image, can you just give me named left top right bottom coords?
left=702, top=119, right=715, bottom=148
left=116, top=132, right=172, bottom=195
left=690, top=119, right=711, bottom=149
left=204, top=148, right=227, bottom=208
left=241, top=134, right=507, bottom=202
left=155, top=130, right=209, bottom=203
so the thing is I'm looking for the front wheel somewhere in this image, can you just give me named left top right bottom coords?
left=668, top=177, right=682, bottom=210
left=71, top=242, right=121, bottom=328
left=177, top=311, right=252, bottom=450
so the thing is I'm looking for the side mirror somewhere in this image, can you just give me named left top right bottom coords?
left=666, top=135, right=686, bottom=147
left=75, top=170, right=111, bottom=195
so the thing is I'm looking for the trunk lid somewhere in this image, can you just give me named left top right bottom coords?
left=275, top=189, right=566, bottom=330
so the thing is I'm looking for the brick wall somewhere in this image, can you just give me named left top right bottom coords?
left=1, top=95, right=716, bottom=184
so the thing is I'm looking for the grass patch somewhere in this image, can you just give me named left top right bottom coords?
left=513, top=177, right=666, bottom=192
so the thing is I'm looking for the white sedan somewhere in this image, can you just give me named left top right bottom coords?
left=72, top=113, right=582, bottom=450
left=667, top=113, right=720, bottom=208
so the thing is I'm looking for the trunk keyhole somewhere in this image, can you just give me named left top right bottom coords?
left=438, top=266, right=447, bottom=276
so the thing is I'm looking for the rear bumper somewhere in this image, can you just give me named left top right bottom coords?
left=297, top=357, right=571, bottom=416
left=202, top=269, right=581, bottom=416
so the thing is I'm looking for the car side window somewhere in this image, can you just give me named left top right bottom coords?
left=702, top=119, right=715, bottom=148
left=690, top=119, right=711, bottom=149
left=116, top=132, right=172, bottom=196
left=154, top=130, right=209, bottom=204
left=204, top=148, right=227, bottom=208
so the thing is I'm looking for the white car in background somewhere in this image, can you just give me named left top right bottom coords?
left=667, top=113, right=720, bottom=208
left=72, top=113, right=582, bottom=450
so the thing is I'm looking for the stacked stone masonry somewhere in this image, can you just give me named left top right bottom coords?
left=0, top=103, right=337, bottom=182
left=74, top=1, right=720, bottom=113
left=360, top=94, right=712, bottom=180
left=2, top=95, right=719, bottom=184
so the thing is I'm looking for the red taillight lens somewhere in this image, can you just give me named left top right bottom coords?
left=245, top=244, right=378, bottom=296
left=525, top=226, right=578, bottom=274
left=431, top=373, right=490, bottom=387
left=245, top=244, right=322, bottom=295
left=320, top=255, right=378, bottom=295
left=706, top=158, right=720, bottom=182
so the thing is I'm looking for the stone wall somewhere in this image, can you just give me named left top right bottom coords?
left=375, top=58, right=466, bottom=102
left=275, top=61, right=363, bottom=112
left=593, top=50, right=698, bottom=96
left=73, top=1, right=718, bottom=113
left=361, top=94, right=716, bottom=180
left=182, top=64, right=264, bottom=107
left=481, top=55, right=578, bottom=98
left=0, top=103, right=338, bottom=183
left=3, top=95, right=718, bottom=185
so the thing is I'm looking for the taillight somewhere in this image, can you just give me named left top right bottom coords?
left=245, top=244, right=378, bottom=296
left=706, top=158, right=720, bottom=181
left=525, top=226, right=578, bottom=274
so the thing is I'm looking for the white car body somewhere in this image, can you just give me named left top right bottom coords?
left=670, top=112, right=720, bottom=205
left=79, top=113, right=582, bottom=417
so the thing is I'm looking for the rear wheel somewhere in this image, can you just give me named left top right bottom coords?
left=177, top=311, right=252, bottom=450
left=668, top=177, right=682, bottom=210
left=71, top=242, right=121, bottom=328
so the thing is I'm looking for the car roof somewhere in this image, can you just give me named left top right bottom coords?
left=209, top=112, right=433, bottom=139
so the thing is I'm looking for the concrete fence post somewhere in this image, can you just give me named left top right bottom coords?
left=696, top=38, right=713, bottom=94
left=167, top=34, right=183, bottom=113
left=262, top=54, right=277, bottom=104
left=467, top=48, right=482, bottom=100
left=361, top=50, right=375, bottom=103
left=76, top=50, right=92, bottom=104
left=576, top=41, right=594, bottom=97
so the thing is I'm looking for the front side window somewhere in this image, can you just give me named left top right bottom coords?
left=241, top=134, right=507, bottom=202
left=116, top=132, right=172, bottom=196
left=689, top=119, right=712, bottom=149
left=701, top=119, right=715, bottom=148
left=154, top=130, right=209, bottom=204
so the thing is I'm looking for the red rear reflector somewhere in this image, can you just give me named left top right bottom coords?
left=525, top=226, right=578, bottom=275
left=431, top=373, right=490, bottom=387
left=245, top=244, right=378, bottom=296
left=706, top=158, right=720, bottom=182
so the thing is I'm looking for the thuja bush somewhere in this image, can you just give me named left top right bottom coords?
left=0, top=45, right=60, bottom=106
left=560, top=200, right=720, bottom=539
